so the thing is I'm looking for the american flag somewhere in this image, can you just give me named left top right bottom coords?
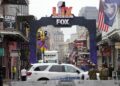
left=98, top=0, right=109, bottom=32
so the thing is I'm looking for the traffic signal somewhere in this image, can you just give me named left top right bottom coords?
left=37, top=31, right=41, bottom=40
left=37, top=30, right=45, bottom=41
left=0, top=17, right=3, bottom=22
left=24, top=21, right=29, bottom=28
left=44, top=31, right=47, bottom=36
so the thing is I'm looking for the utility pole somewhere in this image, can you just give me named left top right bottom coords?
left=0, top=43, right=4, bottom=86
left=0, top=56, right=3, bottom=86
left=0, top=17, right=4, bottom=86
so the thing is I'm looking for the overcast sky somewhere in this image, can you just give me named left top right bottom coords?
left=29, top=0, right=100, bottom=41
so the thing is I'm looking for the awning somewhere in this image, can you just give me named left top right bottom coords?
left=0, top=30, right=29, bottom=42
left=97, top=29, right=120, bottom=45
left=107, top=29, right=120, bottom=38
left=96, top=33, right=102, bottom=43
left=97, top=38, right=109, bottom=45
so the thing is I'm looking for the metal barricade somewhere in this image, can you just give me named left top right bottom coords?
left=9, top=80, right=120, bottom=86
left=112, top=71, right=120, bottom=80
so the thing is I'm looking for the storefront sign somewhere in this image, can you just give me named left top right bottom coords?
left=0, top=48, right=4, bottom=57
left=10, top=50, right=20, bottom=57
left=4, top=15, right=16, bottom=29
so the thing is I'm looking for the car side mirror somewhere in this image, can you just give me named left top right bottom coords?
left=76, top=70, right=80, bottom=74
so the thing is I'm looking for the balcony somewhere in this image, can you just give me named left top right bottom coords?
left=1, top=0, right=28, bottom=5
left=0, top=15, right=35, bottom=42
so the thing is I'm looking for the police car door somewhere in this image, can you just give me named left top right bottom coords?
left=64, top=65, right=80, bottom=80
left=48, top=65, right=68, bottom=80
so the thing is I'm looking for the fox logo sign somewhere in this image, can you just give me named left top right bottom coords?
left=56, top=19, right=69, bottom=25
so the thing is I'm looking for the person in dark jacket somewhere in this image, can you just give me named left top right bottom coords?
left=99, top=64, right=108, bottom=80
left=117, top=66, right=120, bottom=80
left=108, top=64, right=114, bottom=80
left=88, top=64, right=99, bottom=80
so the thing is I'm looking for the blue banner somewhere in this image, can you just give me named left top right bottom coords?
left=105, top=0, right=120, bottom=5
left=104, top=0, right=120, bottom=26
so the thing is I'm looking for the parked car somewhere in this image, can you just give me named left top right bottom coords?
left=27, top=63, right=89, bottom=81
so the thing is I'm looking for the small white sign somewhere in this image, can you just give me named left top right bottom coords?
left=10, top=50, right=20, bottom=57
left=56, top=19, right=70, bottom=25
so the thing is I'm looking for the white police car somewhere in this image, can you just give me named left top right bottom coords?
left=27, top=63, right=89, bottom=81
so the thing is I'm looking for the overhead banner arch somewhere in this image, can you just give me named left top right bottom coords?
left=29, top=16, right=97, bottom=64
left=29, top=2, right=97, bottom=64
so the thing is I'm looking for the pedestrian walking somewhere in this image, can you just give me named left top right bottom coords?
left=21, top=67, right=27, bottom=81
left=108, top=64, right=114, bottom=80
left=88, top=64, right=99, bottom=80
left=12, top=66, right=17, bottom=80
left=99, top=64, right=108, bottom=80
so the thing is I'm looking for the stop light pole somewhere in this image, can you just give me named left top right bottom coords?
left=0, top=48, right=4, bottom=86
left=0, top=56, right=3, bottom=86
left=0, top=14, right=3, bottom=86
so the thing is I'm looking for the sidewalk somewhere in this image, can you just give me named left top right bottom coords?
left=3, top=78, right=21, bottom=86
left=3, top=79, right=10, bottom=86
left=3, top=83, right=9, bottom=86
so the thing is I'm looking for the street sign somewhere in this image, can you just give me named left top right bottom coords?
left=10, top=50, right=20, bottom=57
left=0, top=48, right=4, bottom=57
